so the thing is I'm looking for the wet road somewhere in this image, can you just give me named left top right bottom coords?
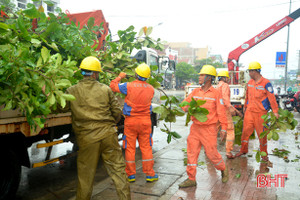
left=15, top=89, right=300, bottom=200
left=15, top=90, right=186, bottom=200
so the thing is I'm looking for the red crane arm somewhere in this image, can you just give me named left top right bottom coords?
left=227, top=8, right=300, bottom=77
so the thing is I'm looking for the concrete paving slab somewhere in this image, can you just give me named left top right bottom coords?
left=158, top=149, right=186, bottom=160
left=153, top=158, right=186, bottom=176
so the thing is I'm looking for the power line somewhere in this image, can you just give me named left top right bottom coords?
left=215, top=0, right=300, bottom=14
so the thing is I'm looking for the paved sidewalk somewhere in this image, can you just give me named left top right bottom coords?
left=69, top=121, right=300, bottom=200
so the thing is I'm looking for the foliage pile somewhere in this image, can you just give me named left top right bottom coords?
left=233, top=108, right=297, bottom=163
left=260, top=108, right=298, bottom=141
left=0, top=2, right=164, bottom=130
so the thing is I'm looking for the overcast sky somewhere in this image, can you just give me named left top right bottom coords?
left=60, top=0, right=300, bottom=79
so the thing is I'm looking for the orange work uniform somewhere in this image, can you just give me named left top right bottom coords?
left=216, top=81, right=235, bottom=154
left=110, top=77, right=156, bottom=177
left=240, top=76, right=278, bottom=157
left=182, top=86, right=228, bottom=181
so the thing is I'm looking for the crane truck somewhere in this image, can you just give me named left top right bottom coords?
left=185, top=8, right=300, bottom=111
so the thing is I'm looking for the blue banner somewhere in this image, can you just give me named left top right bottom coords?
left=276, top=52, right=286, bottom=66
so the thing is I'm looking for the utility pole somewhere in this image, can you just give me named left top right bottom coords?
left=284, top=0, right=292, bottom=93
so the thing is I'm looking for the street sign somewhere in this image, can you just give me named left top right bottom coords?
left=276, top=52, right=286, bottom=68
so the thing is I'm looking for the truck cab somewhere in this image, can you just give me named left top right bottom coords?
left=132, top=47, right=177, bottom=90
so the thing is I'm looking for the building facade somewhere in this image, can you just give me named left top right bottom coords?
left=11, top=0, right=60, bottom=14
left=168, top=42, right=210, bottom=65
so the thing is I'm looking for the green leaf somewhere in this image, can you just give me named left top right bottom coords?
left=17, top=15, right=30, bottom=41
left=44, top=0, right=54, bottom=6
left=0, top=22, right=9, bottom=30
left=196, top=100, right=206, bottom=106
left=167, top=133, right=172, bottom=144
left=260, top=151, right=267, bottom=157
left=173, top=107, right=185, bottom=116
left=170, top=96, right=179, bottom=104
left=197, top=107, right=209, bottom=115
left=291, top=119, right=298, bottom=130
left=179, top=101, right=189, bottom=108
left=41, top=47, right=50, bottom=63
left=153, top=106, right=167, bottom=114
left=33, top=117, right=44, bottom=128
left=272, top=132, right=279, bottom=141
left=48, top=93, right=56, bottom=106
left=55, top=54, right=62, bottom=67
left=235, top=173, right=241, bottom=178
left=59, top=96, right=66, bottom=108
left=160, top=96, right=168, bottom=100
left=255, top=151, right=260, bottom=162
left=185, top=113, right=191, bottom=126
left=198, top=161, right=205, bottom=166
left=193, top=112, right=207, bottom=122
left=55, top=79, right=72, bottom=88
left=3, top=100, right=12, bottom=111
left=61, top=94, right=76, bottom=101
left=190, top=98, right=197, bottom=107
left=138, top=28, right=144, bottom=37
left=87, top=17, right=95, bottom=30
left=145, top=26, right=153, bottom=36
left=267, top=131, right=273, bottom=140
left=50, top=43, right=59, bottom=51
left=170, top=131, right=181, bottom=139
left=31, top=38, right=41, bottom=47
left=23, top=4, right=40, bottom=18
left=260, top=130, right=268, bottom=139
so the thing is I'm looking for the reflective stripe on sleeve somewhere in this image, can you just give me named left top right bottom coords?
left=142, top=159, right=154, bottom=162
left=204, top=97, right=216, bottom=101
left=214, top=160, right=223, bottom=167
left=187, top=163, right=197, bottom=166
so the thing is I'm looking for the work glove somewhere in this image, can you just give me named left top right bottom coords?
left=118, top=72, right=127, bottom=79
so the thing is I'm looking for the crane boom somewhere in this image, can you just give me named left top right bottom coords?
left=227, top=8, right=300, bottom=84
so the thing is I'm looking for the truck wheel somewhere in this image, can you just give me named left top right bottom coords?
left=0, top=150, right=21, bottom=200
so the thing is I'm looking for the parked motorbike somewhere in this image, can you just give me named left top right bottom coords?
left=290, top=91, right=300, bottom=113
left=281, top=92, right=295, bottom=112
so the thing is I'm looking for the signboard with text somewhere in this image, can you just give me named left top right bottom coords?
left=276, top=52, right=286, bottom=68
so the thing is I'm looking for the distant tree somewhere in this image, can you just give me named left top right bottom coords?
left=175, top=62, right=197, bottom=87
left=194, top=58, right=225, bottom=74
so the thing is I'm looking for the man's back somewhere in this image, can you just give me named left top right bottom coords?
left=67, top=78, right=122, bottom=146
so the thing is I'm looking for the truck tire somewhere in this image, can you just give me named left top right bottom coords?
left=0, top=150, right=21, bottom=200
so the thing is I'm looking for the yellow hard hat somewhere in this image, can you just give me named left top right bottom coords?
left=217, top=70, right=229, bottom=78
left=199, top=65, right=217, bottom=76
left=248, top=61, right=261, bottom=70
left=80, top=56, right=102, bottom=72
left=135, top=63, right=151, bottom=78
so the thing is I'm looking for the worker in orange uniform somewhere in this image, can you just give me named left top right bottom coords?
left=110, top=63, right=158, bottom=183
left=235, top=61, right=279, bottom=166
left=216, top=70, right=243, bottom=159
left=179, top=65, right=229, bottom=188
left=59, top=56, right=131, bottom=200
